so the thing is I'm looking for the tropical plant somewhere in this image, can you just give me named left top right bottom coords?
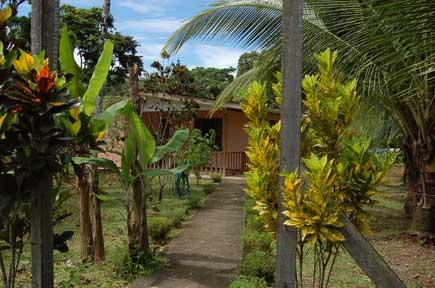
left=73, top=106, right=189, bottom=259
left=210, top=173, right=222, bottom=183
left=242, top=82, right=280, bottom=234
left=242, top=50, right=395, bottom=287
left=0, top=6, right=76, bottom=287
left=165, top=0, right=435, bottom=233
left=58, top=27, right=119, bottom=263
left=177, top=129, right=217, bottom=184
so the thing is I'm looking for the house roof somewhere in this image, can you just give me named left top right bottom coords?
left=138, top=92, right=243, bottom=111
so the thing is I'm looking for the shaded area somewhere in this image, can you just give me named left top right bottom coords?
left=134, top=177, right=245, bottom=288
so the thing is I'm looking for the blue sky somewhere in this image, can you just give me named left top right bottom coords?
left=21, top=0, right=246, bottom=71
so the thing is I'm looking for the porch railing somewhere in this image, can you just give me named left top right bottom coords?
left=149, top=151, right=248, bottom=175
left=204, top=151, right=247, bottom=174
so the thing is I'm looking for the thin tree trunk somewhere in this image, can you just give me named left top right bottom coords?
left=88, top=0, right=112, bottom=263
left=140, top=177, right=150, bottom=253
left=76, top=166, right=94, bottom=263
left=131, top=169, right=150, bottom=256
left=95, top=0, right=111, bottom=114
left=128, top=65, right=151, bottom=256
left=30, top=1, right=59, bottom=287
left=90, top=168, right=105, bottom=263
left=101, top=0, right=111, bottom=40
left=276, top=0, right=303, bottom=287
left=402, top=141, right=419, bottom=215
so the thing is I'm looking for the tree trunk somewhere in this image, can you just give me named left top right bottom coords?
left=86, top=0, right=112, bottom=264
left=31, top=173, right=53, bottom=288
left=95, top=0, right=111, bottom=114
left=130, top=169, right=150, bottom=256
left=405, top=137, right=435, bottom=234
left=101, top=0, right=111, bottom=40
left=276, top=0, right=303, bottom=287
left=411, top=168, right=435, bottom=234
left=76, top=166, right=94, bottom=263
left=90, top=168, right=105, bottom=263
left=128, top=66, right=151, bottom=256
left=402, top=142, right=419, bottom=216
left=31, top=0, right=60, bottom=70
left=30, top=1, right=59, bottom=287
left=139, top=193, right=150, bottom=253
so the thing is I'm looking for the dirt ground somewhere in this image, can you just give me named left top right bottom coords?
left=133, top=177, right=246, bottom=288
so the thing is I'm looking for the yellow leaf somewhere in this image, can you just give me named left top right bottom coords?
left=13, top=50, right=34, bottom=75
left=69, top=107, right=80, bottom=121
left=0, top=114, right=5, bottom=128
left=0, top=7, right=12, bottom=24
left=95, top=131, right=105, bottom=142
left=67, top=120, right=81, bottom=137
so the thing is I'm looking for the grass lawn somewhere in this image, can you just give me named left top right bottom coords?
left=13, top=173, right=217, bottom=288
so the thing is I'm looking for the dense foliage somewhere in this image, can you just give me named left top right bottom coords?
left=237, top=51, right=259, bottom=77
left=190, top=67, right=235, bottom=99
left=60, top=5, right=143, bottom=84
left=242, top=50, right=395, bottom=287
left=142, top=57, right=235, bottom=100
left=177, top=129, right=217, bottom=183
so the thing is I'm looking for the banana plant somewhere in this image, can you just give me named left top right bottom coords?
left=57, top=27, right=130, bottom=263
left=73, top=102, right=189, bottom=257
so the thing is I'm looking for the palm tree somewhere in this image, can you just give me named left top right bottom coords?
left=165, top=0, right=435, bottom=234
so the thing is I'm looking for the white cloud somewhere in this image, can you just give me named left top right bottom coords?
left=137, top=44, right=165, bottom=60
left=117, top=0, right=170, bottom=15
left=195, top=45, right=243, bottom=68
left=117, top=19, right=182, bottom=34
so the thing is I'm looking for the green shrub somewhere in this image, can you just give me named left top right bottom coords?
left=240, top=250, right=275, bottom=284
left=148, top=217, right=173, bottom=242
left=113, top=248, right=163, bottom=280
left=202, top=183, right=215, bottom=194
left=229, top=276, right=270, bottom=288
left=244, top=198, right=266, bottom=231
left=242, top=227, right=274, bottom=256
left=210, top=173, right=222, bottom=183
left=164, top=207, right=187, bottom=228
left=187, top=189, right=206, bottom=208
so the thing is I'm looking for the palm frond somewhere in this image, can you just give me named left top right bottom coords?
left=164, top=0, right=282, bottom=54
left=166, top=0, right=435, bottom=140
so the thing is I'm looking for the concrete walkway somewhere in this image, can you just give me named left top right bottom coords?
left=133, top=177, right=246, bottom=288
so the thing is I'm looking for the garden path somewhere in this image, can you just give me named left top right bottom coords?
left=133, top=177, right=246, bottom=288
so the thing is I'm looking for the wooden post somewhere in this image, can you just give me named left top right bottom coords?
left=222, top=110, right=228, bottom=176
left=276, top=0, right=303, bottom=287
left=340, top=214, right=406, bottom=288
left=31, top=0, right=60, bottom=70
left=31, top=174, right=53, bottom=288
left=30, top=1, right=59, bottom=287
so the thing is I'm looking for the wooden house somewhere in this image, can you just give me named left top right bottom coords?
left=140, top=93, right=278, bottom=175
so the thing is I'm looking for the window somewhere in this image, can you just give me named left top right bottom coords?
left=194, top=118, right=223, bottom=150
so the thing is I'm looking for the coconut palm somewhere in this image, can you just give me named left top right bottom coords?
left=165, top=0, right=435, bottom=234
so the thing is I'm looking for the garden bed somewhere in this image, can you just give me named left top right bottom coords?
left=14, top=173, right=219, bottom=287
